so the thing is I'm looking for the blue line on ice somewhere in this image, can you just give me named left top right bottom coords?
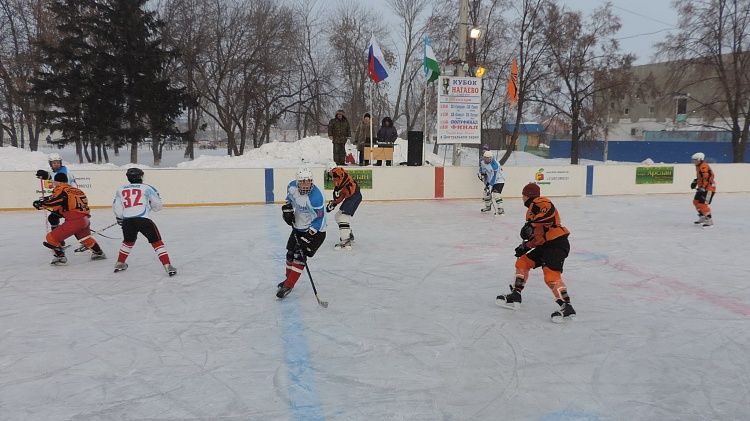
left=281, top=303, right=325, bottom=420
left=270, top=204, right=324, bottom=420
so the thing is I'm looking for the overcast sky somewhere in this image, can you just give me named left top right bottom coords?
left=318, top=0, right=679, bottom=64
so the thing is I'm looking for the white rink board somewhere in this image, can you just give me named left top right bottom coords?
left=1, top=163, right=749, bottom=209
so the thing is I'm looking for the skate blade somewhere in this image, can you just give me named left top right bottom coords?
left=50, top=261, right=68, bottom=266
left=702, top=224, right=714, bottom=228
left=495, top=298, right=520, bottom=310
left=551, top=314, right=576, bottom=323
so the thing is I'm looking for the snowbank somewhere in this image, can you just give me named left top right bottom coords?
left=1, top=136, right=616, bottom=171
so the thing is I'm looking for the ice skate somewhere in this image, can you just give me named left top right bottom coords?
left=90, top=250, right=107, bottom=261
left=50, top=255, right=68, bottom=266
left=334, top=238, right=353, bottom=250
left=113, top=262, right=128, bottom=273
left=694, top=215, right=706, bottom=225
left=276, top=281, right=292, bottom=299
left=702, top=216, right=713, bottom=227
left=551, top=301, right=576, bottom=323
left=481, top=205, right=493, bottom=213
left=495, top=207, right=505, bottom=215
left=496, top=285, right=522, bottom=309
left=164, top=264, right=177, bottom=276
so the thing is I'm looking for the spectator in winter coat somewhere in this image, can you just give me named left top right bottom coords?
left=354, top=113, right=372, bottom=165
left=328, top=109, right=351, bottom=165
left=375, top=116, right=397, bottom=166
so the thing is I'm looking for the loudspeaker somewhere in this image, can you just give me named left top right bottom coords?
left=407, top=131, right=424, bottom=166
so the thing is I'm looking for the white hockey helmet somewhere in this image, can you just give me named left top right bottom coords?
left=48, top=152, right=62, bottom=163
left=482, top=150, right=493, bottom=159
left=296, top=167, right=314, bottom=194
left=691, top=152, right=705, bottom=163
left=326, top=161, right=338, bottom=173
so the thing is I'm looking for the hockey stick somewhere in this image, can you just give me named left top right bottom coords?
left=294, top=233, right=329, bottom=308
left=39, top=178, right=50, bottom=231
left=304, top=262, right=328, bottom=308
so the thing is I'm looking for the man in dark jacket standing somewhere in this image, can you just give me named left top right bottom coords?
left=376, top=116, right=397, bottom=166
left=328, top=109, right=351, bottom=165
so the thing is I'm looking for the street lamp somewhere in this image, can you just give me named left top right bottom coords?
left=469, top=27, right=481, bottom=39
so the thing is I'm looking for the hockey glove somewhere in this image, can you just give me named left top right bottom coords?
left=116, top=217, right=123, bottom=226
left=281, top=203, right=294, bottom=226
left=514, top=242, right=531, bottom=257
left=36, top=169, right=50, bottom=180
left=477, top=172, right=484, bottom=182
left=690, top=179, right=697, bottom=190
left=484, top=185, right=491, bottom=195
left=520, top=222, right=534, bottom=241
left=325, top=201, right=337, bottom=213
left=32, top=200, right=43, bottom=210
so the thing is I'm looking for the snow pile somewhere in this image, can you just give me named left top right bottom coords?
left=177, top=136, right=443, bottom=169
left=0, top=146, right=154, bottom=171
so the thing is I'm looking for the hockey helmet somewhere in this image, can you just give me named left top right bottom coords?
left=482, top=150, right=494, bottom=159
left=296, top=167, right=314, bottom=194
left=522, top=183, right=540, bottom=199
left=691, top=152, right=705, bottom=163
left=126, top=167, right=144, bottom=183
left=48, top=152, right=63, bottom=162
left=326, top=162, right=338, bottom=173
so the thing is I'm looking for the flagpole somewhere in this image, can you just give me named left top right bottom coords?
left=423, top=84, right=427, bottom=165
left=369, top=80, right=373, bottom=166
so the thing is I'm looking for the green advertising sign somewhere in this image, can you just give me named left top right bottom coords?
left=635, top=166, right=674, bottom=184
left=324, top=169, right=373, bottom=189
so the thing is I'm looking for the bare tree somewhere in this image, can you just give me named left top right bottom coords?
left=0, top=0, right=47, bottom=150
left=388, top=0, right=428, bottom=127
left=328, top=3, right=390, bottom=124
left=159, top=0, right=211, bottom=160
left=657, top=0, right=750, bottom=163
left=538, top=2, right=634, bottom=164
left=498, top=0, right=549, bottom=165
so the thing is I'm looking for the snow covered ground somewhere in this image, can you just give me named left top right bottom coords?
left=1, top=136, right=610, bottom=172
left=1, top=194, right=748, bottom=420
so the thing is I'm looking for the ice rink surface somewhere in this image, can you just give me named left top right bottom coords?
left=1, top=194, right=749, bottom=421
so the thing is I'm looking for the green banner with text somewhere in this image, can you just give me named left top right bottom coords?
left=324, top=169, right=373, bottom=189
left=635, top=166, right=674, bottom=184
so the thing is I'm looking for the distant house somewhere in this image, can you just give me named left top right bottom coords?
left=480, top=122, right=545, bottom=151
left=598, top=55, right=749, bottom=140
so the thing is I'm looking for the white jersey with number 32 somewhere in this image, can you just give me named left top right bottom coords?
left=112, top=183, right=163, bottom=219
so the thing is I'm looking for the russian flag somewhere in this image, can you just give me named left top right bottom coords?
left=367, top=36, right=389, bottom=83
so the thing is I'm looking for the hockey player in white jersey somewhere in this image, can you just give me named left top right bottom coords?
left=277, top=168, right=327, bottom=299
left=479, top=150, right=505, bottom=214
left=112, top=168, right=176, bottom=276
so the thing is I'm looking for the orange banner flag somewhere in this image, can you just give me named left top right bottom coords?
left=507, top=57, right=518, bottom=103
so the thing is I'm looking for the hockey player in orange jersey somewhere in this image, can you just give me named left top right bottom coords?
left=496, top=183, right=576, bottom=322
left=690, top=152, right=716, bottom=227
left=325, top=162, right=363, bottom=249
left=32, top=173, right=106, bottom=265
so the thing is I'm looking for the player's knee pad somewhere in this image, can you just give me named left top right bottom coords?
left=515, top=254, right=535, bottom=272
left=335, top=211, right=350, bottom=226
left=44, top=232, right=62, bottom=248
left=79, top=235, right=97, bottom=249
left=542, top=267, right=567, bottom=295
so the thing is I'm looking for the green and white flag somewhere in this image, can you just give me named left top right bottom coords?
left=423, top=35, right=440, bottom=83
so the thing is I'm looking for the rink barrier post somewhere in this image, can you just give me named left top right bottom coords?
left=434, top=167, right=444, bottom=198
left=586, top=165, right=594, bottom=196
left=265, top=168, right=274, bottom=203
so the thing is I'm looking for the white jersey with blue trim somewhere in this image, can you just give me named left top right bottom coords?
left=112, top=183, right=163, bottom=219
left=480, top=159, right=505, bottom=185
left=287, top=181, right=327, bottom=232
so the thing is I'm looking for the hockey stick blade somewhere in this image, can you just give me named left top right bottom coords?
left=316, top=295, right=329, bottom=308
